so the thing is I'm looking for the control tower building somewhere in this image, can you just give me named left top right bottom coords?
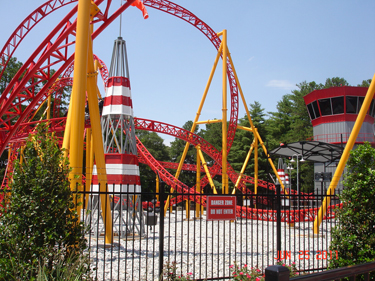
left=303, top=86, right=375, bottom=193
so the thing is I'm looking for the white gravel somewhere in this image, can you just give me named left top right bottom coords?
left=84, top=209, right=336, bottom=281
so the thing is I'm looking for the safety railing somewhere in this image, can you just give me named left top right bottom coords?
left=75, top=182, right=342, bottom=280
left=311, top=132, right=375, bottom=144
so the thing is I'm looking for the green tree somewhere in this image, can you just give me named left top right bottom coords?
left=0, top=124, right=89, bottom=280
left=357, top=79, right=372, bottom=88
left=288, top=81, right=319, bottom=141
left=169, top=121, right=199, bottom=188
left=228, top=101, right=268, bottom=188
left=324, top=77, right=349, bottom=88
left=0, top=57, right=23, bottom=94
left=199, top=121, right=222, bottom=152
left=266, top=81, right=319, bottom=149
left=0, top=57, right=23, bottom=185
left=169, top=121, right=198, bottom=163
left=328, top=143, right=375, bottom=278
left=266, top=81, right=319, bottom=192
left=265, top=95, right=294, bottom=149
left=136, top=130, right=170, bottom=194
left=199, top=121, right=224, bottom=191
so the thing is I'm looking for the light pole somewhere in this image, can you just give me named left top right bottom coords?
left=290, top=154, right=305, bottom=209
left=286, top=163, right=294, bottom=190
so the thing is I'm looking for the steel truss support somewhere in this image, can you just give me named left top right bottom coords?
left=97, top=34, right=144, bottom=237
left=86, top=189, right=144, bottom=238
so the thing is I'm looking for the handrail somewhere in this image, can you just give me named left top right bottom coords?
left=265, top=261, right=375, bottom=281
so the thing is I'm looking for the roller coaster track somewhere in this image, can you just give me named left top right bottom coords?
left=0, top=0, right=324, bottom=222
left=0, top=0, right=242, bottom=206
left=0, top=0, right=239, bottom=158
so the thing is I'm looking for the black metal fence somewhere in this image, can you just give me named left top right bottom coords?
left=78, top=183, right=341, bottom=280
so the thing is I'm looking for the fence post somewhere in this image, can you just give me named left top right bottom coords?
left=158, top=176, right=165, bottom=280
left=276, top=183, right=281, bottom=255
left=265, top=265, right=290, bottom=281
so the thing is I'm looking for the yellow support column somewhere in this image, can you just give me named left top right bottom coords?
left=62, top=90, right=73, bottom=159
left=254, top=128, right=258, bottom=196
left=68, top=0, right=91, bottom=192
left=86, top=23, right=113, bottom=243
left=254, top=130, right=259, bottom=208
left=313, top=74, right=375, bottom=234
left=227, top=50, right=287, bottom=194
left=47, top=94, right=52, bottom=121
left=19, top=146, right=25, bottom=165
left=84, top=128, right=92, bottom=208
left=197, top=146, right=218, bottom=194
left=221, top=30, right=228, bottom=194
left=196, top=147, right=202, bottom=218
left=163, top=44, right=223, bottom=215
left=232, top=139, right=254, bottom=194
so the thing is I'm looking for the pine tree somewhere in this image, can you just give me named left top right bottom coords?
left=228, top=101, right=268, bottom=182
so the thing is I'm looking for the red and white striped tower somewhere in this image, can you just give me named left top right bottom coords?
left=277, top=158, right=285, bottom=188
left=284, top=172, right=289, bottom=190
left=92, top=37, right=144, bottom=237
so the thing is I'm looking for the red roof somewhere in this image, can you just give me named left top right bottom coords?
left=303, top=86, right=374, bottom=126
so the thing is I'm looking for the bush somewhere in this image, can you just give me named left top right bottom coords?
left=328, top=142, right=375, bottom=274
left=36, top=252, right=91, bottom=281
left=0, top=124, right=90, bottom=280
left=230, top=263, right=264, bottom=281
left=229, top=261, right=298, bottom=280
left=162, top=261, right=193, bottom=281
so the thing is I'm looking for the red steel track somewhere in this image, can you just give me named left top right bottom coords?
left=0, top=0, right=333, bottom=222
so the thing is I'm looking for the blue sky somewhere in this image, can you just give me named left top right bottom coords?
left=1, top=1, right=374, bottom=146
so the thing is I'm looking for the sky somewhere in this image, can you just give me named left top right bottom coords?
left=1, top=0, right=375, bottom=146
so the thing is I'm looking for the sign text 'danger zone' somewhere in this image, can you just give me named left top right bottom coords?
left=206, top=196, right=236, bottom=221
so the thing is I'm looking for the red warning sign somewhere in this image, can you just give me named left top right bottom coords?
left=206, top=196, right=236, bottom=221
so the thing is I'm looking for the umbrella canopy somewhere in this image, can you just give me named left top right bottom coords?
left=269, top=141, right=344, bottom=164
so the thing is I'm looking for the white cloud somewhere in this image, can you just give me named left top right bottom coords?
left=163, top=138, right=174, bottom=147
left=248, top=56, right=255, bottom=62
left=266, top=80, right=295, bottom=90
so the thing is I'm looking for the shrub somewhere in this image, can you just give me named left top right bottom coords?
left=162, top=261, right=193, bottom=281
left=0, top=123, right=89, bottom=280
left=328, top=142, right=375, bottom=276
left=274, top=260, right=299, bottom=278
left=36, top=252, right=92, bottom=281
left=230, top=261, right=298, bottom=281
left=230, top=263, right=263, bottom=281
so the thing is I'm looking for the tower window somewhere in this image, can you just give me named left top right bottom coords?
left=307, top=103, right=315, bottom=120
left=357, top=97, right=364, bottom=113
left=319, top=98, right=332, bottom=116
left=331, top=96, right=344, bottom=115
left=370, top=100, right=375, bottom=117
left=346, top=96, right=357, bottom=114
left=312, top=101, right=320, bottom=118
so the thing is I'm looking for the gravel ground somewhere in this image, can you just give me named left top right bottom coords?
left=84, top=209, right=337, bottom=281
